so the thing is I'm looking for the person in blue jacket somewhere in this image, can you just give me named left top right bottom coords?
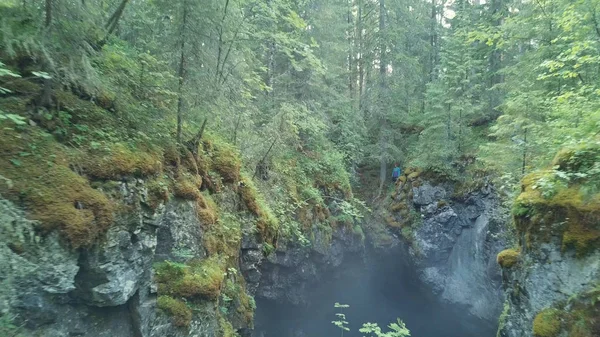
left=392, top=163, right=402, bottom=182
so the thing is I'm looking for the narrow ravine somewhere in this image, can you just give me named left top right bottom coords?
left=253, top=245, right=497, bottom=337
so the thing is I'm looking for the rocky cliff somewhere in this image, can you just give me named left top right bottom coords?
left=0, top=179, right=364, bottom=337
left=497, top=143, right=600, bottom=337
left=381, top=170, right=506, bottom=328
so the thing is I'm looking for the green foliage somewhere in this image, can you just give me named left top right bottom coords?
left=331, top=303, right=350, bottom=336
left=0, top=313, right=24, bottom=337
left=359, top=319, right=411, bottom=337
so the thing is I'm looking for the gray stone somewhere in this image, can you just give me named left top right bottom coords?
left=412, top=183, right=446, bottom=206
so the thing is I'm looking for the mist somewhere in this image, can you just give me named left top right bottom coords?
left=253, top=249, right=497, bottom=337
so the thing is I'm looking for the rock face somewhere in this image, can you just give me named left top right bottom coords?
left=247, top=225, right=364, bottom=305
left=388, top=180, right=506, bottom=326
left=499, top=245, right=600, bottom=337
left=497, top=145, right=600, bottom=337
left=0, top=180, right=222, bottom=337
left=1, top=179, right=365, bottom=337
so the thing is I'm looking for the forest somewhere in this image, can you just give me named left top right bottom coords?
left=0, top=0, right=599, bottom=336
left=2, top=0, right=598, bottom=196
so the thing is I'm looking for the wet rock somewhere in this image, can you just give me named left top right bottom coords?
left=74, top=227, right=156, bottom=307
left=412, top=184, right=446, bottom=206
left=407, top=182, right=505, bottom=325
left=155, top=200, right=206, bottom=263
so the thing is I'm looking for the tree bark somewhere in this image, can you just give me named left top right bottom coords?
left=106, top=0, right=130, bottom=36
left=377, top=0, right=387, bottom=197
left=45, top=0, right=52, bottom=27
left=358, top=0, right=364, bottom=112
left=176, top=0, right=189, bottom=147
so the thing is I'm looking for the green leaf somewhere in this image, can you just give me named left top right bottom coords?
left=31, top=71, right=52, bottom=79
left=10, top=159, right=22, bottom=167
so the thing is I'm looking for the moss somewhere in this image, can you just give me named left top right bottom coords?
left=533, top=309, right=562, bottom=337
left=155, top=256, right=225, bottom=301
left=390, top=202, right=407, bottom=212
left=497, top=249, right=520, bottom=268
left=196, top=192, right=218, bottom=225
left=157, top=296, right=192, bottom=328
left=407, top=171, right=421, bottom=180
left=496, top=301, right=511, bottom=337
left=219, top=317, right=236, bottom=337
left=2, top=78, right=41, bottom=94
left=81, top=143, right=162, bottom=180
left=385, top=215, right=402, bottom=228
left=147, top=176, right=170, bottom=209
left=209, top=139, right=241, bottom=183
left=514, top=165, right=600, bottom=257
left=401, top=226, right=414, bottom=242
left=239, top=175, right=279, bottom=244
left=0, top=128, right=113, bottom=248
left=437, top=200, right=448, bottom=208
left=562, top=221, right=600, bottom=257
left=569, top=320, right=592, bottom=337
left=173, top=176, right=202, bottom=200
left=236, top=287, right=255, bottom=325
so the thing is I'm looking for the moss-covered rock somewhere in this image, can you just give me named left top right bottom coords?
left=0, top=128, right=113, bottom=248
left=239, top=175, right=279, bottom=245
left=154, top=256, right=225, bottom=301
left=497, top=249, right=520, bottom=268
left=81, top=143, right=163, bottom=180
left=157, top=295, right=192, bottom=327
left=513, top=142, right=600, bottom=257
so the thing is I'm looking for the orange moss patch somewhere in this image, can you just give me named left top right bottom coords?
left=390, top=202, right=407, bottom=212
left=196, top=192, right=218, bottom=225
left=173, top=176, right=202, bottom=200
left=0, top=128, right=113, bottom=248
left=497, top=249, right=520, bottom=268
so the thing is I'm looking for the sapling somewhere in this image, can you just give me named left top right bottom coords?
left=331, top=303, right=350, bottom=337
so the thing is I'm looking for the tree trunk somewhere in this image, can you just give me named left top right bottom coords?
left=348, top=0, right=354, bottom=101
left=176, top=0, right=189, bottom=147
left=45, top=0, right=52, bottom=27
left=106, top=0, right=130, bottom=36
left=377, top=0, right=387, bottom=197
left=266, top=0, right=275, bottom=102
left=358, top=0, right=364, bottom=112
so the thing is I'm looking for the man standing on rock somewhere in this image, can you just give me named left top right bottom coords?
left=392, top=163, right=402, bottom=183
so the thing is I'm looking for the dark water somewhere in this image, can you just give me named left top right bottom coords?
left=253, top=251, right=497, bottom=337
